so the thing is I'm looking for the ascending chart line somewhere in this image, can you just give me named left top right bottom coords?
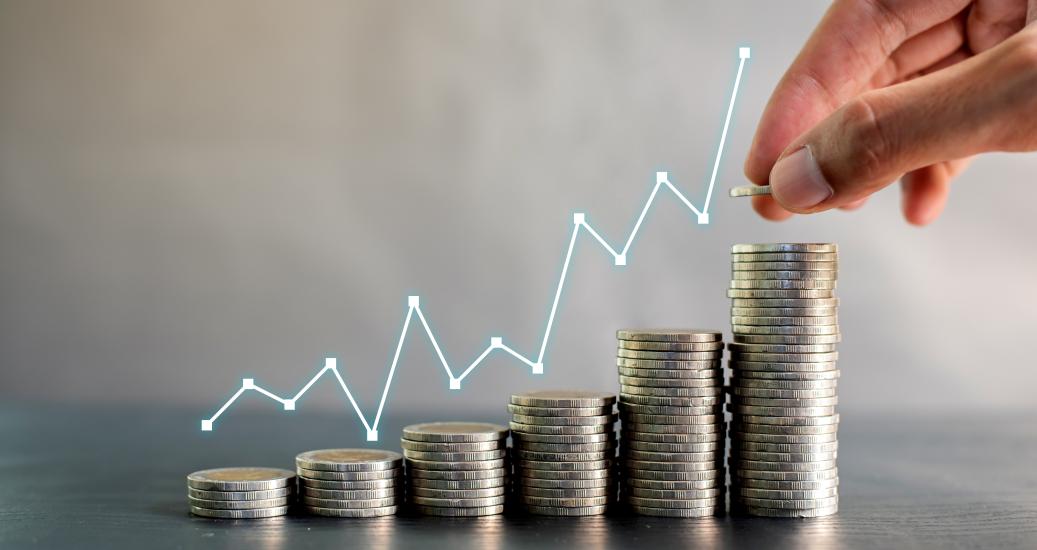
left=202, top=47, right=751, bottom=441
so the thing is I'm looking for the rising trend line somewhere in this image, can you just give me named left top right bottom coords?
left=202, top=47, right=751, bottom=441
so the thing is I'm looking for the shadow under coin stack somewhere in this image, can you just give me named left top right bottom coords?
left=509, top=390, right=618, bottom=516
left=295, top=449, right=402, bottom=517
left=401, top=422, right=509, bottom=516
left=727, top=243, right=840, bottom=518
left=187, top=467, right=295, bottom=519
left=615, top=329, right=726, bottom=517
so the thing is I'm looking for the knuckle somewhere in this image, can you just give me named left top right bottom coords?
left=839, top=96, right=893, bottom=181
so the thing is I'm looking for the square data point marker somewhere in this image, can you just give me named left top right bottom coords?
left=696, top=212, right=710, bottom=225
left=614, top=254, right=626, bottom=266
left=740, top=47, right=751, bottom=59
left=573, top=213, right=585, bottom=225
left=408, top=296, right=420, bottom=307
left=283, top=400, right=295, bottom=411
left=449, top=379, right=461, bottom=390
left=490, top=337, right=503, bottom=348
left=532, top=363, right=544, bottom=374
left=201, top=420, right=213, bottom=431
left=656, top=171, right=668, bottom=183
left=366, top=430, right=378, bottom=442
left=242, top=378, right=255, bottom=389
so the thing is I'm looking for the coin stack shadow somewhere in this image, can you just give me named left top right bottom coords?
left=187, top=467, right=296, bottom=519
left=727, top=243, right=840, bottom=518
left=509, top=390, right=619, bottom=516
left=296, top=449, right=403, bottom=517
left=401, top=421, right=509, bottom=516
left=615, top=329, right=727, bottom=517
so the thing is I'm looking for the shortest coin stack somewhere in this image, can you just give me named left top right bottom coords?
left=296, top=449, right=403, bottom=517
left=187, top=467, right=296, bottom=519
left=509, top=390, right=619, bottom=516
left=401, top=421, right=510, bottom=517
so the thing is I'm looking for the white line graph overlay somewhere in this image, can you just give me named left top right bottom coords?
left=202, top=48, right=751, bottom=441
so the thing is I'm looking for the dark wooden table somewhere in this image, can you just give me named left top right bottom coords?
left=2, top=404, right=1035, bottom=548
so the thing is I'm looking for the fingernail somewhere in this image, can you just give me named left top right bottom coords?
left=770, top=146, right=833, bottom=210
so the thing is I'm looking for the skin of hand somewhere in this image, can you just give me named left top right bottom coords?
left=746, top=0, right=1037, bottom=225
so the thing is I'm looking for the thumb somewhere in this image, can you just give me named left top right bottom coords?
left=768, top=27, right=1037, bottom=214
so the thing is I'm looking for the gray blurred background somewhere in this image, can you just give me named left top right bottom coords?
left=2, top=0, right=1035, bottom=433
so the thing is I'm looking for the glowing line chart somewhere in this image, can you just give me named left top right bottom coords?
left=202, top=48, right=751, bottom=441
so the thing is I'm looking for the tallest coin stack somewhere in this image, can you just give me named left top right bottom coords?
left=727, top=243, right=840, bottom=518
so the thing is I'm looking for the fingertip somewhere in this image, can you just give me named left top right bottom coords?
left=752, top=196, right=795, bottom=222
left=901, top=170, right=950, bottom=226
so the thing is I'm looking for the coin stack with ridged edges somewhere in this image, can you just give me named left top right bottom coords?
left=187, top=467, right=296, bottom=519
left=509, top=390, right=619, bottom=516
left=295, top=449, right=403, bottom=517
left=401, top=422, right=510, bottom=516
left=727, top=243, right=840, bottom=518
left=615, top=329, right=726, bottom=517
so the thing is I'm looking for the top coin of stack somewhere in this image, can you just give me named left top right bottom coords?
left=727, top=243, right=840, bottom=518
left=401, top=421, right=510, bottom=517
left=295, top=449, right=403, bottom=518
left=187, top=467, right=296, bottom=519
left=615, top=329, right=727, bottom=518
left=509, top=390, right=619, bottom=516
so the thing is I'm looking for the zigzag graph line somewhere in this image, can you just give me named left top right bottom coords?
left=203, top=48, right=750, bottom=441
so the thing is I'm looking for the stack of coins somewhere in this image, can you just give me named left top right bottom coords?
left=727, top=243, right=840, bottom=518
left=295, top=449, right=403, bottom=517
left=615, top=329, right=727, bottom=517
left=401, top=422, right=509, bottom=516
left=187, top=467, right=295, bottom=519
left=509, top=390, right=618, bottom=516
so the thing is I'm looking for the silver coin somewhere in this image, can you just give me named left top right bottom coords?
left=188, top=496, right=291, bottom=510
left=728, top=289, right=836, bottom=299
left=730, top=309, right=838, bottom=321
left=730, top=361, right=838, bottom=373
left=732, top=252, right=838, bottom=263
left=299, top=477, right=400, bottom=490
left=625, top=469, right=723, bottom=483
left=622, top=450, right=719, bottom=463
left=619, top=376, right=721, bottom=388
left=295, top=449, right=402, bottom=472
left=732, top=243, right=837, bottom=254
left=625, top=440, right=719, bottom=453
left=733, top=486, right=838, bottom=500
left=409, top=486, right=507, bottom=499
left=618, top=340, right=725, bottom=351
left=413, top=504, right=504, bottom=516
left=623, top=477, right=720, bottom=490
left=626, top=487, right=722, bottom=499
left=735, top=467, right=837, bottom=482
left=510, top=413, right=617, bottom=426
left=507, top=404, right=614, bottom=417
left=732, top=325, right=839, bottom=336
left=402, top=422, right=509, bottom=443
left=515, top=450, right=615, bottom=462
left=731, top=421, right=839, bottom=435
left=731, top=377, right=839, bottom=389
left=518, top=486, right=614, bottom=498
left=617, top=349, right=722, bottom=361
left=735, top=504, right=838, bottom=518
left=733, top=333, right=842, bottom=344
left=402, top=449, right=507, bottom=462
left=510, top=390, right=616, bottom=408
left=730, top=431, right=838, bottom=444
left=732, top=261, right=837, bottom=271
left=616, top=329, right=722, bottom=343
left=617, top=357, right=722, bottom=370
left=730, top=396, right=839, bottom=407
left=730, top=405, right=837, bottom=417
left=515, top=468, right=612, bottom=480
left=623, top=460, right=724, bottom=473
left=404, top=458, right=506, bottom=471
left=509, top=421, right=613, bottom=435
left=626, top=496, right=721, bottom=509
left=740, top=495, right=839, bottom=510
left=731, top=387, right=836, bottom=399
left=187, top=487, right=294, bottom=501
left=732, top=316, right=839, bottom=327
left=400, top=439, right=504, bottom=452
left=729, top=184, right=772, bottom=197
left=190, top=505, right=289, bottom=519
left=297, top=467, right=401, bottom=481
left=515, top=459, right=614, bottom=471
left=628, top=505, right=721, bottom=518
left=731, top=477, right=839, bottom=490
left=620, top=394, right=722, bottom=407
left=187, top=467, right=296, bottom=492
left=731, top=351, right=839, bottom=362
left=407, top=467, right=508, bottom=480
left=301, top=496, right=398, bottom=509
left=303, top=505, right=398, bottom=518
left=731, top=297, right=839, bottom=308
left=620, top=413, right=722, bottom=425
left=622, top=422, right=725, bottom=434
left=520, top=495, right=613, bottom=507
left=734, top=369, right=841, bottom=381
left=514, top=441, right=616, bottom=453
left=409, top=477, right=506, bottom=490
left=730, top=279, right=835, bottom=290
left=409, top=495, right=506, bottom=507
left=525, top=504, right=609, bottom=516
left=732, top=450, right=838, bottom=463
left=733, top=270, right=837, bottom=281
left=623, top=431, right=723, bottom=443
left=511, top=431, right=615, bottom=444
left=733, top=460, right=838, bottom=472
left=301, top=487, right=400, bottom=500
left=618, top=403, right=723, bottom=416
left=521, top=477, right=613, bottom=489
left=617, top=367, right=723, bottom=380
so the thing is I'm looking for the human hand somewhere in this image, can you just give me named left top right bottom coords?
left=746, top=0, right=1037, bottom=225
